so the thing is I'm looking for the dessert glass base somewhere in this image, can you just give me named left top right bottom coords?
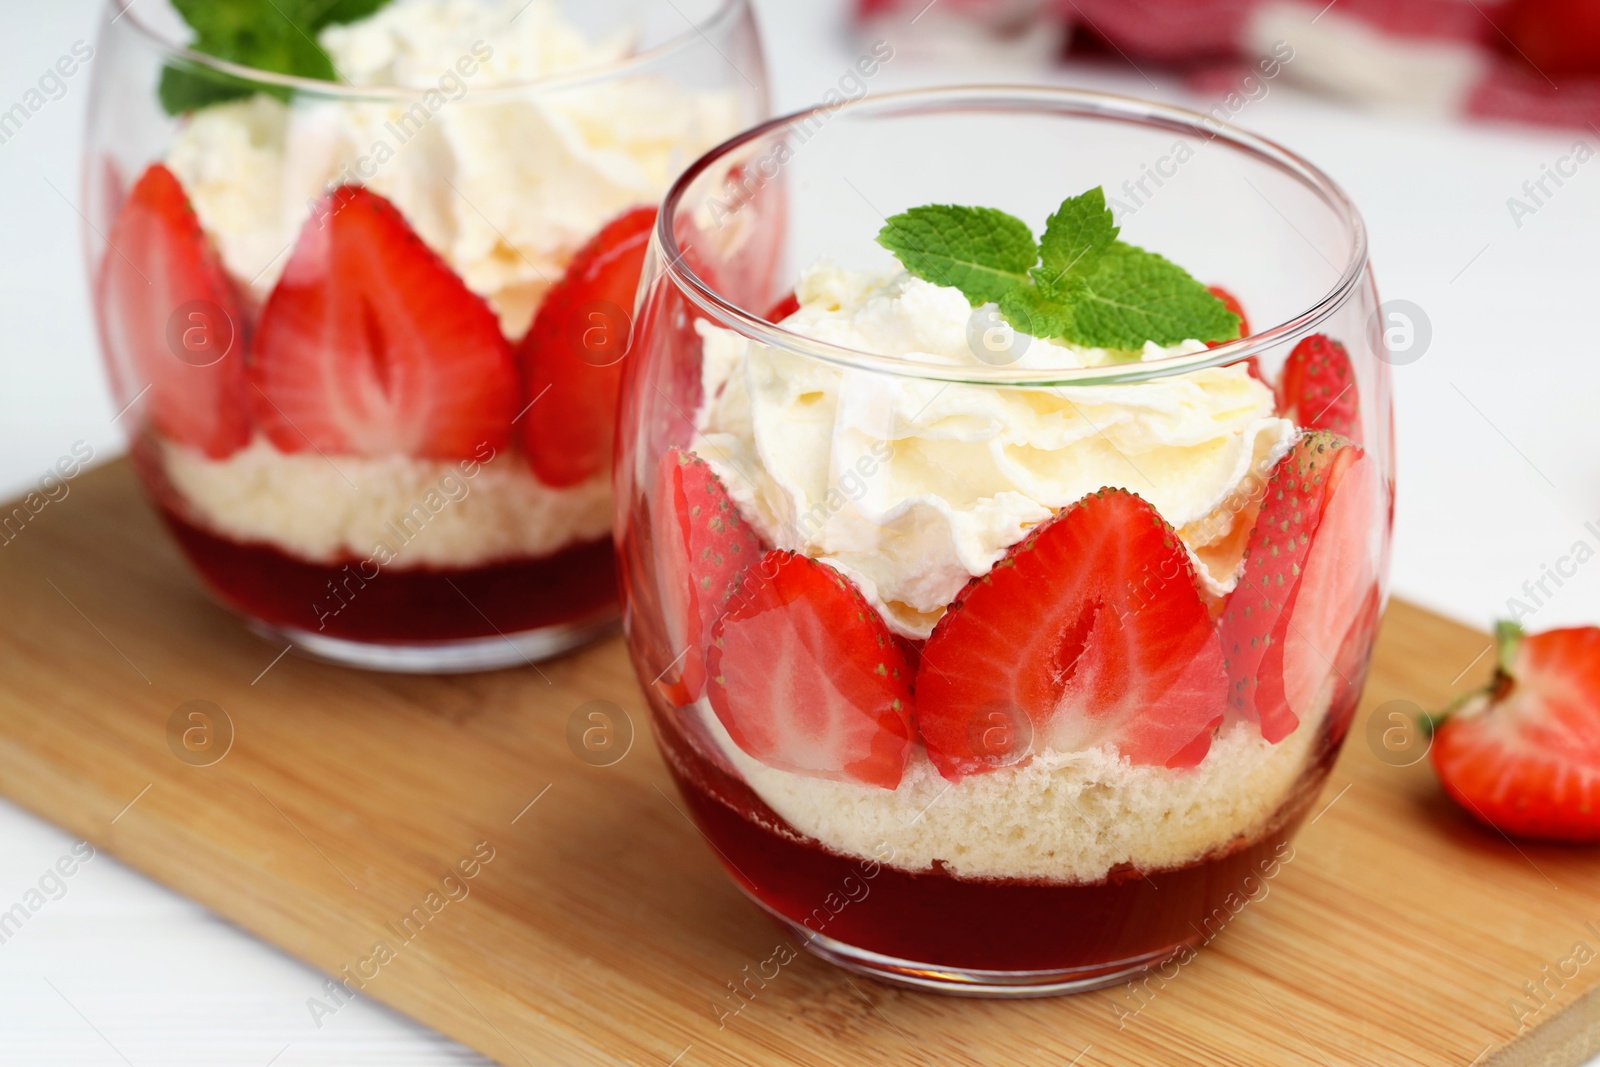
left=657, top=694, right=1347, bottom=995
left=160, top=503, right=619, bottom=673
left=245, top=615, right=619, bottom=674
left=767, top=921, right=1179, bottom=998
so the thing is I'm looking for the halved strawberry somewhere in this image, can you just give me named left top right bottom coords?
left=1277, top=334, right=1360, bottom=442
left=1206, top=285, right=1250, bottom=339
left=1219, top=432, right=1369, bottom=742
left=653, top=448, right=764, bottom=704
left=99, top=163, right=250, bottom=458
left=1430, top=622, right=1600, bottom=842
left=707, top=551, right=914, bottom=789
left=765, top=291, right=800, bottom=323
left=518, top=205, right=656, bottom=487
left=1273, top=449, right=1380, bottom=724
left=1204, top=285, right=1261, bottom=379
left=916, top=489, right=1226, bottom=780
left=251, top=186, right=517, bottom=458
left=895, top=635, right=924, bottom=678
left=96, top=156, right=127, bottom=248
left=1326, top=582, right=1383, bottom=744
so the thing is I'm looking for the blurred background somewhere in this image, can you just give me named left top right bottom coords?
left=3, top=0, right=1598, bottom=1061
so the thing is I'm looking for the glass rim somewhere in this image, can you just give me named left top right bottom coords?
left=110, top=0, right=748, bottom=102
left=655, top=85, right=1372, bottom=387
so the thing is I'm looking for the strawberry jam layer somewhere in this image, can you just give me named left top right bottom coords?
left=159, top=505, right=616, bottom=643
left=655, top=701, right=1346, bottom=975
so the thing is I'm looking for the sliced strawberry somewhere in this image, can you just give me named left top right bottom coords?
left=251, top=186, right=517, bottom=458
left=1274, top=449, right=1380, bottom=723
left=1204, top=286, right=1261, bottom=379
left=96, top=155, right=127, bottom=245
left=653, top=448, right=764, bottom=704
left=99, top=163, right=250, bottom=458
left=916, top=489, right=1226, bottom=780
left=1431, top=623, right=1600, bottom=842
left=518, top=205, right=656, bottom=487
left=1326, top=582, right=1382, bottom=744
left=636, top=250, right=715, bottom=455
left=1219, top=432, right=1366, bottom=742
left=1206, top=285, right=1250, bottom=338
left=707, top=551, right=914, bottom=789
left=1277, top=334, right=1360, bottom=442
left=765, top=291, right=800, bottom=323
left=895, top=635, right=924, bottom=679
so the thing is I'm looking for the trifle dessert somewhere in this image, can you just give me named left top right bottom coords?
left=617, top=91, right=1393, bottom=993
left=85, top=0, right=764, bottom=668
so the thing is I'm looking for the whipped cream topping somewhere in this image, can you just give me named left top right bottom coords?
left=318, top=0, right=629, bottom=86
left=165, top=0, right=744, bottom=337
left=692, top=264, right=1296, bottom=638
left=163, top=438, right=611, bottom=568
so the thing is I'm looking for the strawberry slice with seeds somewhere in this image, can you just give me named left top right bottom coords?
left=765, top=291, right=800, bottom=323
left=1219, top=432, right=1369, bottom=742
left=653, top=448, right=764, bottom=704
left=707, top=551, right=914, bottom=789
left=1326, top=582, right=1382, bottom=744
left=1430, top=622, right=1600, bottom=842
left=1206, top=285, right=1250, bottom=339
left=518, top=206, right=656, bottom=487
left=251, top=186, right=517, bottom=458
left=916, top=489, right=1226, bottom=780
left=1204, top=286, right=1261, bottom=380
left=1277, top=334, right=1360, bottom=442
left=99, top=163, right=250, bottom=458
left=1273, top=448, right=1380, bottom=724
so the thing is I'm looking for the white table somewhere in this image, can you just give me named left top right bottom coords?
left=4, top=1, right=1597, bottom=1062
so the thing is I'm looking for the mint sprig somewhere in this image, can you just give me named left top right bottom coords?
left=1033, top=187, right=1118, bottom=290
left=876, top=206, right=1038, bottom=306
left=877, top=187, right=1240, bottom=350
left=159, top=0, right=392, bottom=116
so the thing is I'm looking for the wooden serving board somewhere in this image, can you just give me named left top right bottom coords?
left=3, top=459, right=1598, bottom=1067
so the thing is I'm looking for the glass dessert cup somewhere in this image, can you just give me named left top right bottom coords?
left=83, top=0, right=767, bottom=672
left=616, top=88, right=1395, bottom=994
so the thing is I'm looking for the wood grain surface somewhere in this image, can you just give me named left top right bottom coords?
left=1, top=460, right=1595, bottom=1067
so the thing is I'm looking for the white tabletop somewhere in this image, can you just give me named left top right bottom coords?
left=3, top=1, right=1597, bottom=1062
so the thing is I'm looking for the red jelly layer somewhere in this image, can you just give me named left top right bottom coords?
left=158, top=505, right=617, bottom=643
left=655, top=703, right=1343, bottom=975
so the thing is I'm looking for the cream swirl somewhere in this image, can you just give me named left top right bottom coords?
left=163, top=0, right=743, bottom=338
left=691, top=264, right=1295, bottom=639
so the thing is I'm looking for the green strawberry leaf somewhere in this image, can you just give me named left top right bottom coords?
left=876, top=205, right=1038, bottom=306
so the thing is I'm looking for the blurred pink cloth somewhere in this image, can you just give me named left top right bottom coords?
left=857, top=0, right=1600, bottom=132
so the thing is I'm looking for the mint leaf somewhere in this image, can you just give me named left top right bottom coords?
left=159, top=66, right=265, bottom=114
left=1068, top=243, right=1241, bottom=349
left=299, top=0, right=393, bottom=25
left=160, top=16, right=334, bottom=113
left=159, top=0, right=391, bottom=116
left=1032, top=187, right=1118, bottom=293
left=875, top=186, right=1240, bottom=351
left=876, top=205, right=1038, bottom=306
left=997, top=282, right=1075, bottom=347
